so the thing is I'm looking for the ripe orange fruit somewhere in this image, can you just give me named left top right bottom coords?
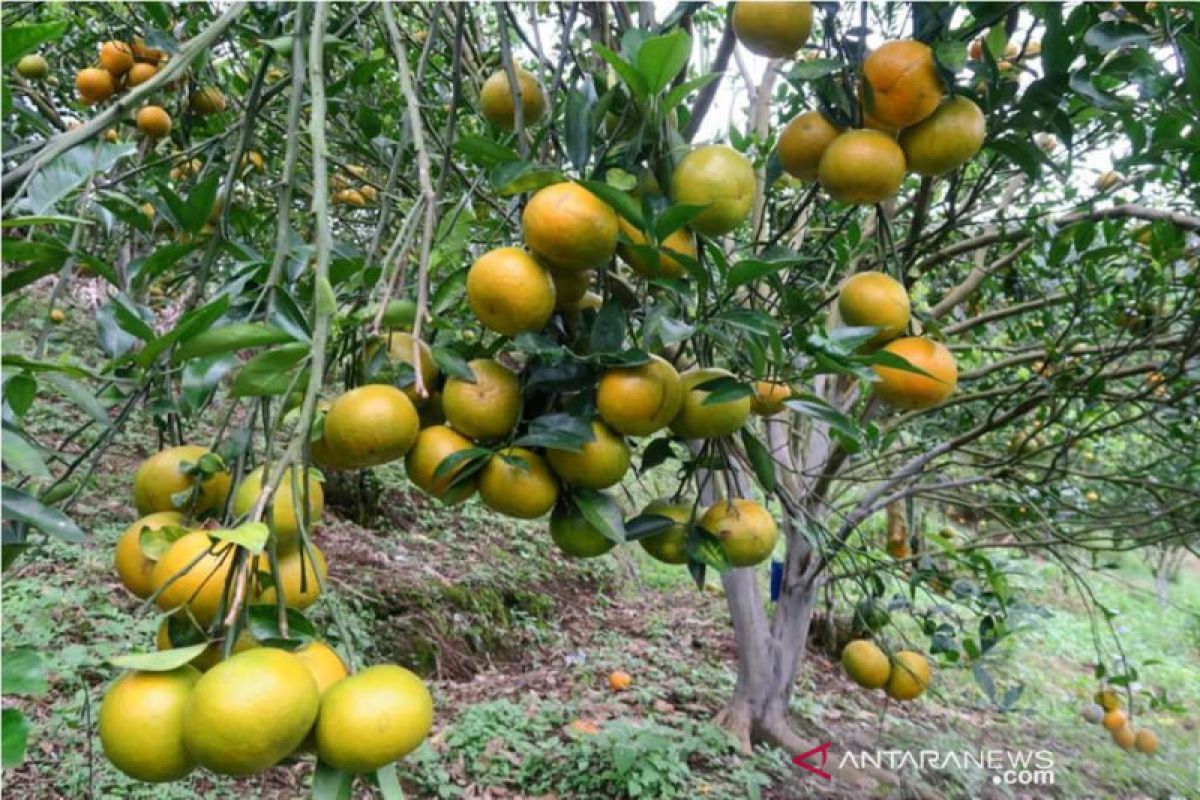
left=596, top=355, right=683, bottom=437
left=751, top=381, right=791, bottom=416
left=231, top=466, right=323, bottom=549
left=99, top=41, right=134, bottom=76
left=442, top=358, right=521, bottom=441
left=608, top=670, right=632, bottom=692
left=76, top=67, right=116, bottom=103
left=133, top=445, right=231, bottom=516
left=315, top=665, right=434, bottom=773
left=16, top=54, right=49, bottom=80
left=884, top=651, right=931, bottom=700
left=546, top=420, right=631, bottom=490
left=126, top=62, right=158, bottom=87
left=837, top=271, right=911, bottom=345
left=699, top=498, right=778, bottom=567
left=131, top=38, right=167, bottom=64
left=294, top=642, right=349, bottom=696
left=670, top=367, right=753, bottom=439
left=523, top=183, right=619, bottom=271
left=818, top=130, right=906, bottom=204
left=549, top=507, right=617, bottom=558
left=189, top=86, right=226, bottom=115
left=333, top=189, right=366, bottom=207
left=151, top=531, right=235, bottom=626
left=478, top=447, right=558, bottom=519
left=136, top=105, right=172, bottom=138
left=617, top=217, right=697, bottom=279
left=1112, top=724, right=1136, bottom=750
left=777, top=110, right=841, bottom=181
left=861, top=40, right=943, bottom=130
left=258, top=544, right=327, bottom=610
left=1094, top=690, right=1121, bottom=711
left=550, top=268, right=592, bottom=309
left=182, top=648, right=319, bottom=775
left=637, top=500, right=691, bottom=565
left=48, top=307, right=66, bottom=324
left=360, top=184, right=377, bottom=203
left=872, top=337, right=957, bottom=410
left=99, top=666, right=200, bottom=782
left=731, top=1, right=813, bottom=58
left=899, top=97, right=986, bottom=177
left=1134, top=728, right=1158, bottom=754
left=479, top=66, right=547, bottom=130
left=670, top=145, right=755, bottom=237
left=1095, top=170, right=1122, bottom=191
left=321, top=384, right=420, bottom=469
left=405, top=425, right=479, bottom=505
left=1103, top=709, right=1128, bottom=731
left=115, top=511, right=185, bottom=598
left=841, top=640, right=891, bottom=689
left=467, top=247, right=556, bottom=336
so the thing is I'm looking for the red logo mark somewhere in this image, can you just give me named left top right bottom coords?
left=792, top=741, right=832, bottom=780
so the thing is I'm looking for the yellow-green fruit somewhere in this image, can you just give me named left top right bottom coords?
left=182, top=649, right=319, bottom=776
left=551, top=268, right=592, bottom=310
left=294, top=642, right=349, bottom=696
left=441, top=359, right=521, bottom=441
left=133, top=445, right=232, bottom=516
left=16, top=54, right=49, bottom=80
left=1112, top=724, right=1136, bottom=750
left=732, top=1, right=813, bottom=58
left=522, top=182, right=619, bottom=271
left=466, top=246, right=556, bottom=336
left=637, top=501, right=690, bottom=565
left=232, top=466, right=324, bottom=549
left=750, top=381, right=791, bottom=416
left=596, top=355, right=683, bottom=437
left=545, top=420, right=631, bottom=490
left=189, top=86, right=226, bottom=116
left=478, top=447, right=558, bottom=519
left=479, top=66, right=546, bottom=131
left=699, top=498, right=779, bottom=567
left=817, top=130, right=907, bottom=205
left=404, top=425, right=479, bottom=504
left=316, top=664, right=434, bottom=773
left=258, top=544, right=327, bottom=610
left=322, top=385, right=420, bottom=469
left=549, top=507, right=617, bottom=558
left=670, top=145, right=755, bottom=237
left=884, top=650, right=931, bottom=701
left=670, top=368, right=753, bottom=439
left=114, top=511, right=184, bottom=599
left=367, top=331, right=438, bottom=407
left=837, top=271, right=911, bottom=345
left=777, top=111, right=841, bottom=181
left=99, top=667, right=200, bottom=782
left=151, top=531, right=235, bottom=626
left=616, top=218, right=697, bottom=279
left=898, top=96, right=986, bottom=177
left=841, top=639, right=891, bottom=689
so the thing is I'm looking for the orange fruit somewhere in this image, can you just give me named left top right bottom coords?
left=884, top=651, right=931, bottom=700
left=1134, top=728, right=1158, bottom=754
left=404, top=425, right=479, bottom=504
left=899, top=97, right=986, bottom=177
left=76, top=67, right=116, bottom=103
left=133, top=445, right=231, bottom=516
left=132, top=38, right=167, bottom=64
left=231, top=466, right=323, bottom=549
left=1103, top=709, right=1128, bottom=731
left=479, top=66, right=546, bottom=130
left=545, top=420, right=631, bottom=490
left=818, top=130, right=906, bottom=204
left=670, top=367, right=752, bottom=439
left=441, top=358, right=521, bottom=441
left=699, top=498, right=778, bottom=567
left=126, top=62, right=158, bottom=87
left=478, top=447, right=559, bottom=519
left=114, top=511, right=185, bottom=598
left=731, top=1, right=813, bottom=58
left=136, top=105, right=172, bottom=138
left=294, top=642, right=349, bottom=696
left=1112, top=724, right=1136, bottom=750
left=608, top=670, right=632, bottom=692
left=616, top=218, right=697, bottom=279
left=333, top=189, right=366, bottom=207
left=872, top=337, right=957, bottom=410
left=1094, top=689, right=1121, bottom=711
left=596, top=355, right=683, bottom=437
left=322, top=385, right=420, bottom=469
left=100, top=41, right=134, bottom=76
left=861, top=40, right=943, bottom=130
left=16, top=54, right=49, bottom=80
left=257, top=544, right=327, bottom=611
left=637, top=500, right=691, bottom=565
left=315, top=665, right=433, bottom=773
left=841, top=640, right=891, bottom=689
left=48, top=308, right=66, bottom=324
left=523, top=183, right=618, bottom=271
left=750, top=381, right=791, bottom=416
left=777, top=110, right=841, bottom=181
left=99, top=666, right=200, bottom=782
left=366, top=330, right=438, bottom=406
left=189, top=87, right=226, bottom=115
left=549, top=507, right=617, bottom=558
left=151, top=531, right=236, bottom=626
left=670, top=145, right=755, bottom=237
left=550, top=268, right=592, bottom=309
left=467, top=247, right=556, bottom=336
left=837, top=271, right=911, bottom=344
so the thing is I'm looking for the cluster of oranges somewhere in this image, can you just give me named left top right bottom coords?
left=1086, top=690, right=1160, bottom=755
left=102, top=446, right=433, bottom=782
left=840, top=639, right=932, bottom=702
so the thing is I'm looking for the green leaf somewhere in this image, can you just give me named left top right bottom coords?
left=578, top=180, right=643, bottom=226
left=138, top=524, right=190, bottom=560
left=565, top=84, right=595, bottom=172
left=312, top=761, right=354, bottom=800
left=1, top=428, right=48, bottom=478
left=490, top=163, right=565, bottom=196
left=1084, top=21, right=1152, bottom=53
left=231, top=343, right=310, bottom=397
left=174, top=322, right=295, bottom=362
left=356, top=106, right=382, bottom=139
left=590, top=301, right=626, bottom=353
left=654, top=204, right=708, bottom=240
left=2, top=22, right=69, bottom=66
left=431, top=347, right=475, bottom=382
left=130, top=241, right=203, bottom=290
left=21, top=142, right=136, bottom=216
left=45, top=374, right=111, bottom=429
left=594, top=43, right=648, bottom=98
left=2, top=709, right=30, bottom=769
left=663, top=72, right=720, bottom=112
left=315, top=276, right=337, bottom=320
left=136, top=294, right=231, bottom=368
left=1, top=485, right=84, bottom=543
left=4, top=374, right=36, bottom=417
left=181, top=175, right=220, bottom=233
left=377, top=764, right=405, bottom=800
left=246, top=604, right=317, bottom=647
left=431, top=447, right=491, bottom=481
left=209, top=522, right=270, bottom=555
left=740, top=429, right=777, bottom=493
left=454, top=135, right=520, bottom=167
left=695, top=376, right=752, bottom=407
left=1175, top=34, right=1200, bottom=112
left=2, top=648, right=47, bottom=697
left=687, top=527, right=731, bottom=572
left=726, top=258, right=797, bottom=288
left=636, top=29, right=692, bottom=94
left=517, top=414, right=597, bottom=452
left=573, top=490, right=626, bottom=544
left=1069, top=70, right=1130, bottom=111
left=0, top=215, right=92, bottom=229
left=784, top=393, right=862, bottom=443
left=108, top=643, right=210, bottom=672
left=972, top=663, right=997, bottom=703
left=1040, top=4, right=1073, bottom=77
left=788, top=58, right=843, bottom=82
left=624, top=513, right=677, bottom=541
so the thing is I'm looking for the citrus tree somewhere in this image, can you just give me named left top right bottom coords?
left=2, top=0, right=1197, bottom=788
